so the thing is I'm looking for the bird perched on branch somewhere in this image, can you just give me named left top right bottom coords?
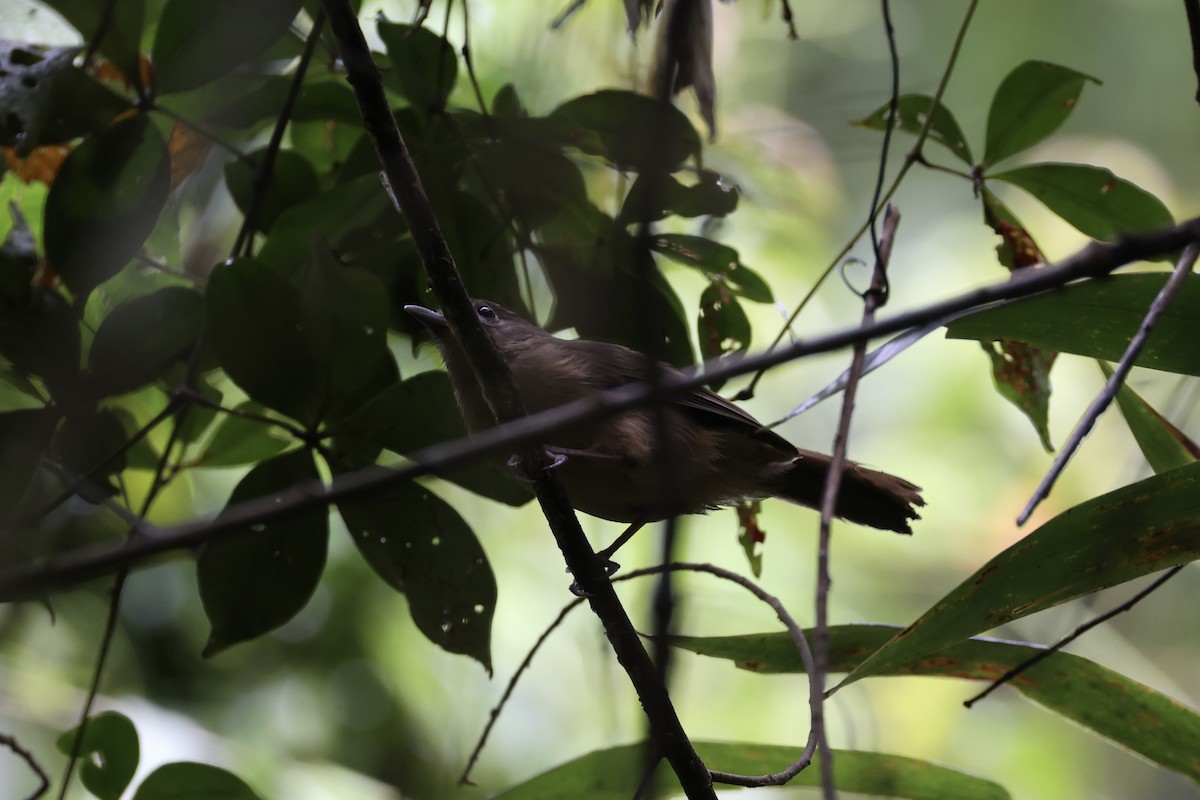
left=405, top=299, right=923, bottom=566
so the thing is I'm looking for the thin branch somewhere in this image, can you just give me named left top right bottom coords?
left=963, top=565, right=1186, bottom=708
left=320, top=2, right=715, bottom=796
left=813, top=205, right=900, bottom=800
left=4, top=216, right=1200, bottom=600
left=1, top=733, right=50, bottom=800
left=1017, top=241, right=1200, bottom=525
left=866, top=0, right=899, bottom=275
left=1185, top=0, right=1200, bottom=104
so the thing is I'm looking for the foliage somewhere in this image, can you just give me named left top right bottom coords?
left=0, top=2, right=1197, bottom=800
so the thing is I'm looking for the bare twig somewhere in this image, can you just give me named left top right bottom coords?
left=1017, top=241, right=1200, bottom=525
left=4, top=216, right=1200, bottom=600
left=963, top=565, right=1186, bottom=707
left=1185, top=0, right=1200, bottom=104
left=1, top=733, right=50, bottom=800
left=813, top=206, right=900, bottom=800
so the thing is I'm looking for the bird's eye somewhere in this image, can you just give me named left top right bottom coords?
left=477, top=305, right=495, bottom=318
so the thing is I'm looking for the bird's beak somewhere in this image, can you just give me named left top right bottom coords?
left=404, top=304, right=448, bottom=330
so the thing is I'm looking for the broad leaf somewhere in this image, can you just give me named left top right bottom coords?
left=549, top=90, right=701, bottom=172
left=1103, top=362, right=1199, bottom=474
left=41, top=0, right=145, bottom=91
left=852, top=93, right=973, bottom=165
left=674, top=624, right=1200, bottom=784
left=378, top=20, right=458, bottom=111
left=984, top=61, right=1098, bottom=167
left=224, top=147, right=321, bottom=235
left=197, top=449, right=328, bottom=656
left=980, top=339, right=1055, bottom=452
left=43, top=113, right=170, bottom=300
left=490, top=741, right=1010, bottom=800
left=333, top=463, right=497, bottom=672
left=56, top=711, right=139, bottom=800
left=991, top=163, right=1173, bottom=244
left=0, top=408, right=57, bottom=520
left=86, top=286, right=203, bottom=397
left=839, top=460, right=1200, bottom=687
left=697, top=282, right=750, bottom=379
left=651, top=234, right=771, bottom=303
left=132, top=762, right=261, bottom=800
left=152, top=0, right=302, bottom=94
left=198, top=401, right=294, bottom=468
left=946, top=273, right=1200, bottom=376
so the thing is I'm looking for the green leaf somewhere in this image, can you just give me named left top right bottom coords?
left=984, top=61, right=1099, bottom=167
left=377, top=19, right=458, bottom=111
left=651, top=234, right=772, bottom=303
left=697, top=282, right=750, bottom=369
left=946, top=273, right=1200, bottom=376
left=549, top=90, right=701, bottom=172
left=469, top=140, right=589, bottom=228
left=198, top=402, right=294, bottom=468
left=56, top=711, right=139, bottom=800
left=1103, top=362, right=1199, bottom=473
left=152, top=0, right=303, bottom=94
left=333, top=463, right=497, bottom=672
left=981, top=185, right=1045, bottom=272
left=674, top=624, right=1200, bottom=784
left=86, top=287, right=203, bottom=397
left=852, top=93, right=973, bottom=164
left=132, top=762, right=261, bottom=800
left=209, top=77, right=363, bottom=129
left=840, top=460, right=1200, bottom=688
left=491, top=741, right=1010, bottom=800
left=990, top=163, right=1174, bottom=244
left=0, top=408, right=56, bottom=520
left=0, top=42, right=132, bottom=152
left=327, top=371, right=533, bottom=506
left=224, top=147, right=321, bottom=235
left=43, top=113, right=170, bottom=300
left=57, top=407, right=129, bottom=498
left=980, top=339, right=1056, bottom=451
left=41, top=0, right=145, bottom=92
left=619, top=170, right=739, bottom=223
left=197, top=449, right=328, bottom=656
left=0, top=287, right=81, bottom=396
left=205, top=257, right=324, bottom=425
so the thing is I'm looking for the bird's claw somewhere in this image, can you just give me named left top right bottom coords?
left=566, top=557, right=620, bottom=596
left=506, top=450, right=568, bottom=484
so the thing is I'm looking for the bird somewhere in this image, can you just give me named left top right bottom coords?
left=405, top=299, right=923, bottom=566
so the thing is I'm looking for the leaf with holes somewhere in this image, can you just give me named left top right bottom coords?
left=839, top=460, right=1200, bottom=689
left=698, top=282, right=750, bottom=369
left=983, top=61, right=1099, bottom=167
left=853, top=93, right=973, bottom=165
left=619, top=170, right=738, bottom=223
left=43, top=114, right=170, bottom=300
left=198, top=450, right=328, bottom=656
left=980, top=339, right=1055, bottom=451
left=56, top=711, right=140, bottom=800
left=333, top=461, right=496, bottom=672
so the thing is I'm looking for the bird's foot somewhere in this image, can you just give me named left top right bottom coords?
left=567, top=557, right=620, bottom=596
left=506, top=450, right=568, bottom=483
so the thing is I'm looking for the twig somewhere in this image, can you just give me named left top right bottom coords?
left=5, top=216, right=1200, bottom=600
left=320, top=2, right=716, bottom=796
left=232, top=11, right=326, bottom=257
left=963, top=565, right=1186, bottom=708
left=813, top=205, right=900, bottom=800
left=779, top=0, right=799, bottom=40
left=1, top=733, right=50, bottom=800
left=1017, top=241, right=1200, bottom=525
left=1185, top=0, right=1200, bottom=104
left=866, top=0, right=899, bottom=276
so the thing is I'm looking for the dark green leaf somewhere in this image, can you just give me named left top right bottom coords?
left=840, top=460, right=1200, bottom=688
left=41, top=0, right=145, bottom=92
left=697, top=282, right=750, bottom=369
left=327, top=371, right=532, bottom=506
left=198, top=449, right=327, bottom=656
left=549, top=90, right=701, bottom=172
left=492, top=82, right=524, bottom=116
left=333, top=463, right=496, bottom=671
left=377, top=20, right=458, bottom=111
left=86, top=287, right=203, bottom=397
left=651, top=233, right=772, bottom=303
left=619, top=170, right=738, bottom=223
left=984, top=61, right=1099, bottom=167
left=224, top=148, right=321, bottom=235
left=674, top=624, right=1200, bottom=784
left=205, top=257, right=324, bottom=425
left=1103, top=362, right=1199, bottom=473
left=980, top=340, right=1055, bottom=451
left=209, top=77, right=363, bottom=130
left=56, top=711, right=139, bottom=800
left=132, top=762, right=261, bottom=800
left=947, top=273, right=1200, bottom=376
left=0, top=409, right=56, bottom=520
left=469, top=140, right=589, bottom=227
left=198, top=401, right=294, bottom=468
left=428, top=190, right=525, bottom=315
left=43, top=114, right=170, bottom=300
left=0, top=287, right=81, bottom=397
left=152, top=0, right=302, bottom=94
left=491, top=741, right=1010, bottom=800
left=990, top=163, right=1174, bottom=244
left=0, top=42, right=131, bottom=152
left=57, top=407, right=128, bottom=498
left=852, top=93, right=973, bottom=164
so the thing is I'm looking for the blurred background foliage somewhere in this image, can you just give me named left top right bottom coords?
left=1, top=0, right=1199, bottom=798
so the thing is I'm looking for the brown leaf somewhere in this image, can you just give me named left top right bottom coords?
left=3, top=145, right=70, bottom=185
left=167, top=121, right=212, bottom=190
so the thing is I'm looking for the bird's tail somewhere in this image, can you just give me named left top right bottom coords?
left=770, top=452, right=924, bottom=534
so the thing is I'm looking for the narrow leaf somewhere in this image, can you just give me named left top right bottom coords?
left=947, top=273, right=1200, bottom=376
left=1102, top=362, right=1199, bottom=473
left=56, top=711, right=139, bottom=800
left=852, top=93, right=973, bottom=164
left=198, top=449, right=328, bottom=656
left=984, top=61, right=1099, bottom=166
left=840, top=460, right=1200, bottom=687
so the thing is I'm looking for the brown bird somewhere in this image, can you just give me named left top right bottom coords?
left=405, top=299, right=923, bottom=564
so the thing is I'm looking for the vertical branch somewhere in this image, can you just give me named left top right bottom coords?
left=814, top=206, right=901, bottom=800
left=1185, top=0, right=1200, bottom=104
